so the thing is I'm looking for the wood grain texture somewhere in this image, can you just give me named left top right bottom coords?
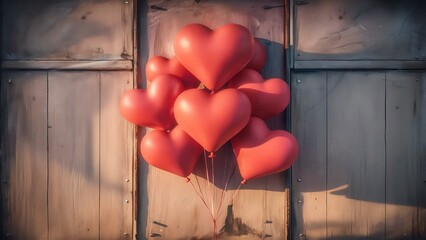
left=139, top=0, right=287, bottom=239
left=291, top=72, right=327, bottom=240
left=385, top=71, right=423, bottom=239
left=100, top=71, right=134, bottom=240
left=48, top=71, right=100, bottom=239
left=326, top=72, right=386, bottom=238
left=0, top=71, right=48, bottom=240
left=419, top=73, right=426, bottom=238
left=295, top=0, right=426, bottom=61
left=1, top=60, right=133, bottom=70
left=1, top=0, right=133, bottom=60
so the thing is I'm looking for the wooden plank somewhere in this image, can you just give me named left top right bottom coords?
left=326, top=72, right=386, bottom=238
left=385, top=71, right=423, bottom=239
left=0, top=71, right=48, bottom=240
left=48, top=71, right=100, bottom=239
left=99, top=71, right=134, bottom=239
left=294, top=60, right=426, bottom=70
left=295, top=0, right=426, bottom=62
left=419, top=72, right=426, bottom=238
left=291, top=71, right=327, bottom=240
left=140, top=0, right=287, bottom=239
left=2, top=0, right=133, bottom=60
left=1, top=60, right=133, bottom=70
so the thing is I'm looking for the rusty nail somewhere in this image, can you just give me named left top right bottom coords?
left=264, top=220, right=272, bottom=224
left=263, top=233, right=272, bottom=238
left=125, top=200, right=129, bottom=203
left=124, top=232, right=128, bottom=235
left=126, top=179, right=130, bottom=182
left=297, top=178, right=302, bottom=182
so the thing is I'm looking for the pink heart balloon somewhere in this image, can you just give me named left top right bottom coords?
left=141, top=126, right=203, bottom=178
left=145, top=56, right=200, bottom=89
left=245, top=39, right=267, bottom=71
left=174, top=88, right=251, bottom=153
left=120, top=74, right=184, bottom=130
left=228, top=69, right=290, bottom=119
left=231, top=117, right=299, bottom=181
left=174, top=23, right=254, bottom=91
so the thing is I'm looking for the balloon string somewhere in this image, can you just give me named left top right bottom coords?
left=217, top=182, right=242, bottom=219
left=216, top=162, right=237, bottom=217
left=211, top=152, right=215, bottom=221
left=203, top=150, right=214, bottom=221
left=187, top=178, right=213, bottom=219
left=194, top=175, right=205, bottom=202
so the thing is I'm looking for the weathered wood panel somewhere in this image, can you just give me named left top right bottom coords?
left=100, top=71, right=134, bottom=239
left=48, top=72, right=100, bottom=239
left=420, top=73, right=426, bottom=238
left=295, top=0, right=426, bottom=62
left=0, top=72, right=48, bottom=240
left=1, top=60, right=133, bottom=71
left=1, top=0, right=133, bottom=60
left=385, top=71, right=424, bottom=239
left=291, top=72, right=327, bottom=240
left=140, top=0, right=287, bottom=239
left=326, top=72, right=386, bottom=238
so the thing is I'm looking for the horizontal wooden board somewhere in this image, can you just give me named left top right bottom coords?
left=1, top=60, right=133, bottom=70
left=2, top=0, right=133, bottom=60
left=294, top=0, right=426, bottom=62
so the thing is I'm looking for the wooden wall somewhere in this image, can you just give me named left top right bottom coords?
left=291, top=0, right=426, bottom=239
left=138, top=0, right=289, bottom=239
left=1, top=1, right=135, bottom=239
left=291, top=71, right=426, bottom=239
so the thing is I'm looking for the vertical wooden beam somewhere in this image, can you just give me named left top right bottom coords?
left=0, top=71, right=48, bottom=239
left=48, top=71, right=100, bottom=239
left=99, top=71, right=134, bottom=239
left=326, top=72, right=386, bottom=238
left=291, top=71, right=327, bottom=240
left=385, top=71, right=422, bottom=239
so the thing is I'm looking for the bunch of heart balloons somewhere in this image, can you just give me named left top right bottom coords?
left=120, top=23, right=299, bottom=183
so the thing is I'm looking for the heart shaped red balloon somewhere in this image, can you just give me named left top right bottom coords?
left=228, top=69, right=290, bottom=119
left=231, top=117, right=299, bottom=181
left=145, top=56, right=200, bottom=89
left=141, top=126, right=203, bottom=178
left=174, top=23, right=254, bottom=91
left=120, top=74, right=184, bottom=130
left=174, top=88, right=251, bottom=152
left=245, top=39, right=267, bottom=71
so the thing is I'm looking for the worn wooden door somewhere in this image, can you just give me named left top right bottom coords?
left=1, top=1, right=135, bottom=239
left=138, top=1, right=290, bottom=239
left=291, top=0, right=426, bottom=239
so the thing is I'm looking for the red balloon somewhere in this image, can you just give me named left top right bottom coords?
left=246, top=39, right=267, bottom=71
left=145, top=56, right=200, bottom=89
left=120, top=74, right=184, bottom=130
left=174, top=23, right=254, bottom=91
left=141, top=126, right=203, bottom=178
left=228, top=69, right=290, bottom=119
left=231, top=117, right=299, bottom=181
left=174, top=88, right=251, bottom=153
